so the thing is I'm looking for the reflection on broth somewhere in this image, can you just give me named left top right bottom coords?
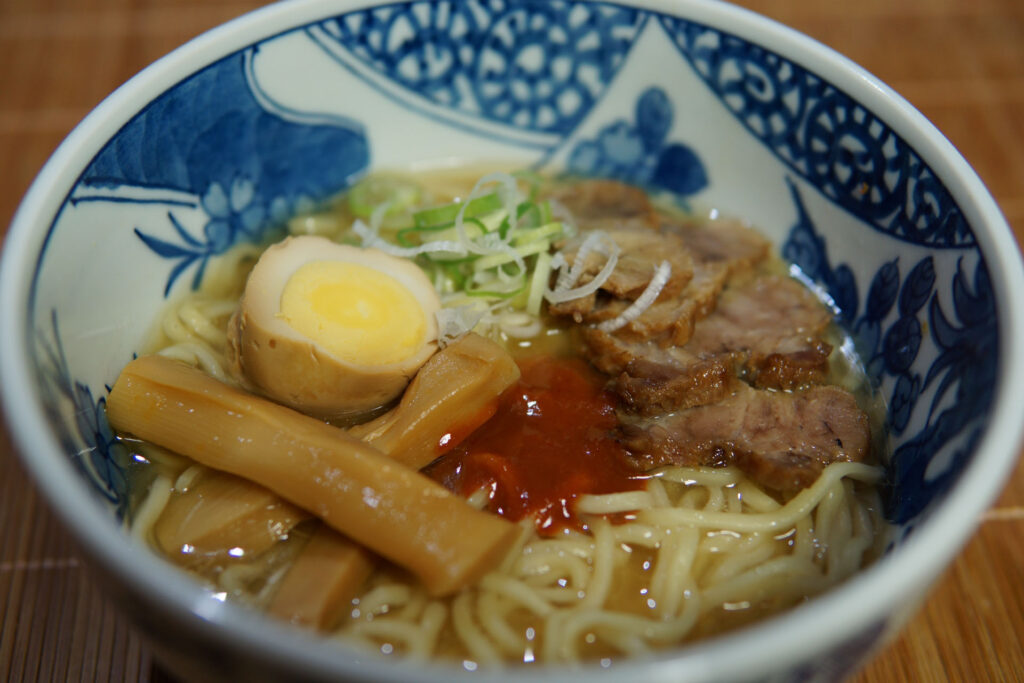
left=111, top=169, right=890, bottom=668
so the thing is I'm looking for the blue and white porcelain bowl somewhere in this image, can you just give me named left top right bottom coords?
left=2, top=1, right=1022, bottom=681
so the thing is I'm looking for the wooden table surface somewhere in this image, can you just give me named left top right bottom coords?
left=2, top=0, right=1022, bottom=680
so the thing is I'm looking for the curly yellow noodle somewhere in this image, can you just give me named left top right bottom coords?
left=496, top=520, right=535, bottom=574
left=177, top=300, right=232, bottom=348
left=638, top=462, right=881, bottom=533
left=575, top=491, right=654, bottom=515
left=701, top=554, right=824, bottom=612
left=646, top=476, right=671, bottom=507
left=330, top=460, right=886, bottom=663
left=726, top=484, right=743, bottom=513
left=156, top=342, right=231, bottom=382
left=516, top=549, right=591, bottom=593
left=790, top=516, right=816, bottom=564
left=413, top=602, right=449, bottom=659
left=198, top=243, right=262, bottom=298
left=452, top=591, right=501, bottom=665
left=477, top=591, right=528, bottom=656
left=530, top=586, right=585, bottom=605
left=477, top=574, right=554, bottom=618
left=658, top=529, right=699, bottom=619
left=690, top=532, right=730, bottom=579
left=657, top=466, right=742, bottom=487
left=735, top=479, right=783, bottom=512
left=577, top=520, right=614, bottom=609
left=704, top=482, right=727, bottom=512
left=606, top=523, right=664, bottom=549
left=706, top=532, right=771, bottom=581
left=597, top=628, right=650, bottom=658
left=347, top=618, right=428, bottom=654
left=813, top=478, right=845, bottom=548
left=173, top=464, right=204, bottom=491
left=219, top=561, right=270, bottom=595
left=131, top=475, right=173, bottom=542
left=357, top=584, right=414, bottom=618
left=396, top=592, right=428, bottom=623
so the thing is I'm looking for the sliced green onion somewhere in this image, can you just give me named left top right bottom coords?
left=397, top=219, right=488, bottom=247
left=475, top=209, right=509, bottom=234
left=442, top=262, right=468, bottom=290
left=413, top=192, right=503, bottom=229
left=512, top=221, right=564, bottom=246
left=538, top=200, right=553, bottom=225
left=471, top=241, right=549, bottom=272
left=527, top=251, right=553, bottom=317
left=512, top=169, right=545, bottom=201
left=287, top=213, right=341, bottom=237
left=497, top=202, right=537, bottom=239
left=465, top=283, right=527, bottom=299
left=421, top=252, right=478, bottom=264
left=348, top=175, right=422, bottom=220
left=346, top=171, right=581, bottom=337
left=515, top=202, right=543, bottom=231
left=453, top=172, right=524, bottom=258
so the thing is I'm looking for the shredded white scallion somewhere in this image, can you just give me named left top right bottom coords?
left=350, top=171, right=629, bottom=343
left=554, top=230, right=605, bottom=291
left=526, top=251, right=553, bottom=316
left=369, top=199, right=393, bottom=234
left=496, top=311, right=544, bottom=339
left=595, top=260, right=672, bottom=332
left=454, top=172, right=522, bottom=256
left=547, top=198, right=578, bottom=238
left=353, top=219, right=466, bottom=258
left=435, top=304, right=488, bottom=348
left=545, top=232, right=621, bottom=304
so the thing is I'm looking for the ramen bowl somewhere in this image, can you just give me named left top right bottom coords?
left=2, top=0, right=1022, bottom=681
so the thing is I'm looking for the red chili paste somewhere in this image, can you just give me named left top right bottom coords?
left=426, top=355, right=644, bottom=535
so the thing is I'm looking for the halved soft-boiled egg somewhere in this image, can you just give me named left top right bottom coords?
left=227, top=235, right=441, bottom=419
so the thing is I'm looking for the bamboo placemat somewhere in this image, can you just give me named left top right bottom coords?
left=1, top=0, right=1022, bottom=680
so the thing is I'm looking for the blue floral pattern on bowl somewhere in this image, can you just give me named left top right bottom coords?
left=37, top=311, right=129, bottom=517
left=83, top=53, right=369, bottom=294
left=782, top=179, right=995, bottom=523
left=659, top=16, right=971, bottom=248
left=312, top=1, right=647, bottom=136
left=568, top=87, right=708, bottom=200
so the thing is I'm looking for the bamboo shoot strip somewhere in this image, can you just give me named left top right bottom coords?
left=348, top=332, right=521, bottom=469
left=153, top=467, right=310, bottom=568
left=271, top=333, right=521, bottom=626
left=268, top=525, right=375, bottom=629
left=106, top=354, right=518, bottom=596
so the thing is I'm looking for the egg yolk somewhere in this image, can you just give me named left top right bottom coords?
left=278, top=261, right=427, bottom=366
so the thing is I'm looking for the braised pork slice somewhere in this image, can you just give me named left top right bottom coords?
left=614, top=355, right=739, bottom=416
left=546, top=179, right=660, bottom=232
left=584, top=274, right=834, bottom=414
left=618, top=383, right=870, bottom=493
left=550, top=217, right=772, bottom=344
left=664, top=217, right=771, bottom=273
left=594, top=260, right=733, bottom=344
left=548, top=228, right=695, bottom=320
left=617, top=219, right=772, bottom=342
left=685, top=274, right=833, bottom=388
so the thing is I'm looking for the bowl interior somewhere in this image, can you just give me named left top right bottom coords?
left=4, top=0, right=1021, bottom=680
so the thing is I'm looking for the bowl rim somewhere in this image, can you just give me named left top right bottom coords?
left=2, top=0, right=1023, bottom=680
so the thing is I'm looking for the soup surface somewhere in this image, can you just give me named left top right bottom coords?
left=113, top=169, right=889, bottom=668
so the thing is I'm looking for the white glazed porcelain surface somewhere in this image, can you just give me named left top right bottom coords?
left=2, top=1, right=1023, bottom=681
